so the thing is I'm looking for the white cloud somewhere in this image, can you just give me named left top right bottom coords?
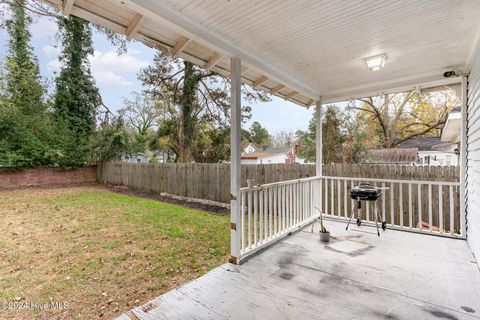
left=46, top=58, right=62, bottom=73
left=89, top=50, right=149, bottom=73
left=30, top=17, right=58, bottom=39
left=88, top=50, right=149, bottom=87
left=43, top=45, right=61, bottom=58
left=44, top=49, right=148, bottom=87
left=94, top=70, right=133, bottom=87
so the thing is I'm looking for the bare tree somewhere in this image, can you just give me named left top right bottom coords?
left=350, top=90, right=456, bottom=148
left=118, top=92, right=165, bottom=135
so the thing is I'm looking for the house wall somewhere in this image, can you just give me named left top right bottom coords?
left=259, top=154, right=288, bottom=164
left=467, top=47, right=480, bottom=259
left=417, top=151, right=458, bottom=166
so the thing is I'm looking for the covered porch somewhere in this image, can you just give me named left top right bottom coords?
left=38, top=0, right=480, bottom=318
left=116, top=219, right=480, bottom=320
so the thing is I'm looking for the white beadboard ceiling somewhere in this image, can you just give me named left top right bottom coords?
left=41, top=0, right=480, bottom=106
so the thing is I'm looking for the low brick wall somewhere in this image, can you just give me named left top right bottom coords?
left=0, top=166, right=97, bottom=189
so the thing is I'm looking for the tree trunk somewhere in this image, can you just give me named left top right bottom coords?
left=179, top=61, right=198, bottom=163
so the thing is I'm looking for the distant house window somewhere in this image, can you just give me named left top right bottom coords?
left=446, top=155, right=451, bottom=166
left=137, top=158, right=141, bottom=163
left=418, top=158, right=424, bottom=165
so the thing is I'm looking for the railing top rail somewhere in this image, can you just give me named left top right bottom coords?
left=320, top=175, right=460, bottom=186
left=240, top=175, right=460, bottom=192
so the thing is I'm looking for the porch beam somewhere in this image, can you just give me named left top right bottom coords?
left=205, top=52, right=222, bottom=70
left=284, top=90, right=298, bottom=101
left=171, top=36, right=190, bottom=58
left=316, top=99, right=323, bottom=176
left=230, top=57, right=242, bottom=264
left=270, top=84, right=285, bottom=94
left=252, top=75, right=269, bottom=88
left=126, top=13, right=145, bottom=39
left=62, top=0, right=75, bottom=16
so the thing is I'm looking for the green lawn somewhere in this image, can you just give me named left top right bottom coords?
left=0, top=187, right=230, bottom=319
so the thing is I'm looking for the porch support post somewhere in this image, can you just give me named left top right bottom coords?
left=315, top=98, right=323, bottom=176
left=230, top=56, right=242, bottom=264
left=460, top=76, right=467, bottom=237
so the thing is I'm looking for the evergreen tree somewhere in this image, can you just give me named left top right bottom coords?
left=4, top=0, right=44, bottom=113
left=53, top=15, right=100, bottom=167
left=248, top=121, right=271, bottom=148
left=0, top=1, right=51, bottom=168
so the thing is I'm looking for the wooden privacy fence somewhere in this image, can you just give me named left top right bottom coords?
left=98, top=162, right=459, bottom=204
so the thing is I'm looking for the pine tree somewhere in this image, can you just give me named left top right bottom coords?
left=53, top=15, right=100, bottom=166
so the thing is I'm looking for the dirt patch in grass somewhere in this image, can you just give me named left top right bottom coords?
left=103, top=185, right=229, bottom=215
left=0, top=187, right=230, bottom=319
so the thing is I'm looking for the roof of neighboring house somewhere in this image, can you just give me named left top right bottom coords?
left=241, top=147, right=294, bottom=159
left=398, top=137, right=443, bottom=151
left=398, top=137, right=458, bottom=152
left=241, top=152, right=279, bottom=159
left=360, top=148, right=418, bottom=164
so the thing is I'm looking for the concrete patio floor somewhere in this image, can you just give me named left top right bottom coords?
left=116, top=219, right=480, bottom=320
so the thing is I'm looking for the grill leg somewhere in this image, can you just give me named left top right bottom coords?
left=346, top=204, right=356, bottom=231
left=374, top=202, right=380, bottom=236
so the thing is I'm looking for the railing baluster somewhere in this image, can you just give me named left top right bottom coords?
left=325, top=178, right=328, bottom=215
left=289, top=184, right=293, bottom=228
left=366, top=184, right=370, bottom=221
left=248, top=191, right=252, bottom=249
left=273, top=186, right=277, bottom=235
left=390, top=182, right=394, bottom=226
left=331, top=179, right=334, bottom=216
left=337, top=180, right=341, bottom=218
left=439, top=185, right=443, bottom=233
left=399, top=183, right=403, bottom=228
left=319, top=178, right=323, bottom=215
left=254, top=190, right=258, bottom=246
left=382, top=182, right=386, bottom=224
left=264, top=189, right=268, bottom=240
left=344, top=180, right=348, bottom=218
left=449, top=185, right=454, bottom=235
left=350, top=180, right=354, bottom=219
left=282, top=185, right=286, bottom=232
left=241, top=192, right=245, bottom=251
left=408, top=183, right=413, bottom=229
left=259, top=190, right=263, bottom=243
left=418, top=184, right=422, bottom=231
left=268, top=188, right=273, bottom=238
left=428, top=184, right=432, bottom=233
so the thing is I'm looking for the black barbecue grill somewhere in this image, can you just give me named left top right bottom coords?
left=346, top=183, right=386, bottom=236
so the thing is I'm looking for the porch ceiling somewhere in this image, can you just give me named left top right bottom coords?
left=43, top=0, right=480, bottom=105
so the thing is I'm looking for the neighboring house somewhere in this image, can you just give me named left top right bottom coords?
left=241, top=146, right=300, bottom=164
left=123, top=151, right=171, bottom=164
left=242, top=143, right=258, bottom=154
left=124, top=153, right=149, bottom=163
left=398, top=137, right=459, bottom=166
left=360, top=148, right=418, bottom=165
left=361, top=137, right=459, bottom=166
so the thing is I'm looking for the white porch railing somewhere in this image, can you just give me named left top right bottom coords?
left=238, top=176, right=462, bottom=261
left=239, top=176, right=321, bottom=260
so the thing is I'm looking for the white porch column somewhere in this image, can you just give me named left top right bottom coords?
left=460, top=76, right=467, bottom=237
left=230, top=57, right=242, bottom=264
left=315, top=99, right=323, bottom=176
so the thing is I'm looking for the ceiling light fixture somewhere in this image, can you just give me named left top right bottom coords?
left=364, top=54, right=387, bottom=71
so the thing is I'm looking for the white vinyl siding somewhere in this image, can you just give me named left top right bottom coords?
left=467, top=47, right=480, bottom=259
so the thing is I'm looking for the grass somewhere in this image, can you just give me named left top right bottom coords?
left=0, top=186, right=230, bottom=319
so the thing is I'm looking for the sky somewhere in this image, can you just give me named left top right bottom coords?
left=0, top=12, right=315, bottom=134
